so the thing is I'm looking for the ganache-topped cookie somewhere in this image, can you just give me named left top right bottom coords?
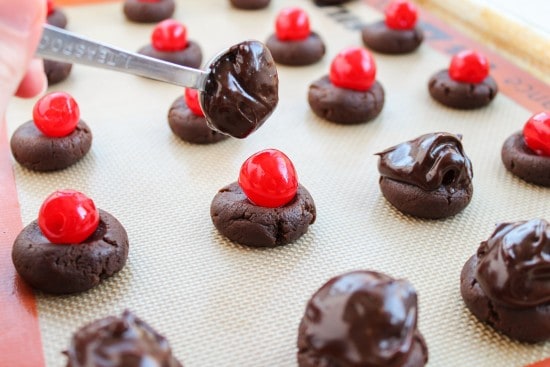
left=230, top=0, right=270, bottom=10
left=138, top=19, right=202, bottom=68
left=66, top=310, right=182, bottom=367
left=10, top=92, right=92, bottom=172
left=501, top=111, right=550, bottom=187
left=168, top=88, right=229, bottom=144
left=376, top=132, right=473, bottom=219
left=12, top=190, right=129, bottom=294
left=211, top=149, right=316, bottom=247
left=266, top=7, right=325, bottom=66
left=45, top=0, right=72, bottom=85
left=308, top=47, right=384, bottom=124
left=298, top=270, right=428, bottom=367
left=123, top=0, right=175, bottom=23
left=461, top=219, right=550, bottom=343
left=362, top=0, right=424, bottom=54
left=428, top=49, right=498, bottom=109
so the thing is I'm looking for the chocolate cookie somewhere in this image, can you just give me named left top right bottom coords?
left=123, top=0, right=175, bottom=23
left=308, top=76, right=384, bottom=124
left=230, top=0, right=270, bottom=10
left=167, top=96, right=228, bottom=144
left=501, top=131, right=550, bottom=187
left=265, top=32, right=325, bottom=66
left=313, top=0, right=353, bottom=5
left=210, top=182, right=316, bottom=247
left=377, top=132, right=473, bottom=219
left=362, top=20, right=423, bottom=54
left=12, top=209, right=129, bottom=294
left=428, top=70, right=498, bottom=109
left=10, top=120, right=92, bottom=172
left=298, top=270, right=428, bottom=367
left=66, top=311, right=182, bottom=367
left=47, top=9, right=68, bottom=29
left=138, top=41, right=202, bottom=69
left=461, top=220, right=550, bottom=343
left=43, top=59, right=72, bottom=85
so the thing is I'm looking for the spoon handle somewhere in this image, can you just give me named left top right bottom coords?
left=37, top=24, right=209, bottom=90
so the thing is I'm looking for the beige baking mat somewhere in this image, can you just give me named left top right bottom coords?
left=5, top=0, right=550, bottom=366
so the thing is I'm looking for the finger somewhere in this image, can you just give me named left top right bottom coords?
left=15, top=58, right=47, bottom=98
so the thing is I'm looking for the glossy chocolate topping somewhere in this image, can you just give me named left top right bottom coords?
left=376, top=132, right=473, bottom=191
left=66, top=310, right=182, bottom=367
left=476, top=219, right=550, bottom=308
left=302, top=271, right=418, bottom=367
left=201, top=40, right=279, bottom=139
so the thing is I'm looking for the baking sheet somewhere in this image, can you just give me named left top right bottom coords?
left=3, top=0, right=550, bottom=366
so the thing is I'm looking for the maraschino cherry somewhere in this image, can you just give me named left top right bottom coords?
left=152, top=19, right=187, bottom=52
left=46, top=0, right=55, bottom=16
left=33, top=92, right=80, bottom=138
left=330, top=47, right=376, bottom=91
left=38, top=190, right=100, bottom=244
left=523, top=111, right=550, bottom=157
left=184, top=88, right=204, bottom=117
left=275, top=7, right=310, bottom=41
left=238, top=149, right=298, bottom=208
left=449, top=50, right=489, bottom=83
left=385, top=0, right=418, bottom=30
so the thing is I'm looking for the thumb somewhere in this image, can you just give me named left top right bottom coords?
left=0, top=0, right=46, bottom=108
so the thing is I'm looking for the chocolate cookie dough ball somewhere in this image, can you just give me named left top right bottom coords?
left=43, top=59, right=72, bottom=85
left=376, top=132, right=473, bottom=219
left=308, top=47, right=384, bottom=124
left=46, top=0, right=68, bottom=28
left=461, top=219, right=550, bottom=343
left=66, top=311, right=182, bottom=367
left=362, top=0, right=423, bottom=54
left=138, top=19, right=202, bottom=69
left=313, top=0, right=354, bottom=5
left=428, top=50, right=498, bottom=109
left=230, top=0, right=270, bottom=10
left=211, top=149, right=316, bottom=247
left=298, top=270, right=428, bottom=367
left=12, top=190, right=129, bottom=294
left=265, top=7, right=325, bottom=66
left=501, top=111, right=550, bottom=187
left=123, top=0, right=175, bottom=23
left=168, top=89, right=229, bottom=144
left=10, top=92, right=92, bottom=172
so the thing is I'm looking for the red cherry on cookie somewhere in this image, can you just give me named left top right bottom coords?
left=46, top=0, right=55, bottom=16
left=449, top=50, right=489, bottom=83
left=238, top=149, right=298, bottom=208
left=33, top=92, right=80, bottom=138
left=329, top=47, right=376, bottom=91
left=523, top=111, right=550, bottom=157
left=38, top=190, right=100, bottom=244
left=275, top=7, right=310, bottom=41
left=385, top=0, right=418, bottom=30
left=151, top=19, right=188, bottom=52
left=184, top=88, right=204, bottom=117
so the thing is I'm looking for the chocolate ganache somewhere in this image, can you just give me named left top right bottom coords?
left=376, top=132, right=473, bottom=191
left=298, top=271, right=427, bottom=367
left=201, top=40, right=279, bottom=139
left=65, top=310, right=182, bottom=367
left=476, top=219, right=550, bottom=308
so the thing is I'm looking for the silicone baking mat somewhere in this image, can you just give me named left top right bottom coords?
left=1, top=0, right=550, bottom=366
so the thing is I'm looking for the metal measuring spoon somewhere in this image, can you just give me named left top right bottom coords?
left=37, top=24, right=278, bottom=138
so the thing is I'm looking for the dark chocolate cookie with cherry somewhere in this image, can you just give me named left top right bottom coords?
left=211, top=149, right=316, bottom=247
left=308, top=47, right=384, bottom=124
left=298, top=270, right=428, bottom=367
left=265, top=7, right=325, bottom=66
left=46, top=0, right=67, bottom=28
left=123, top=0, right=176, bottom=23
left=138, top=19, right=202, bottom=68
left=12, top=190, right=129, bottom=294
left=501, top=111, right=550, bottom=186
left=428, top=49, right=498, bottom=109
left=45, top=0, right=73, bottom=85
left=168, top=88, right=229, bottom=144
left=10, top=92, right=92, bottom=172
left=362, top=0, right=424, bottom=54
